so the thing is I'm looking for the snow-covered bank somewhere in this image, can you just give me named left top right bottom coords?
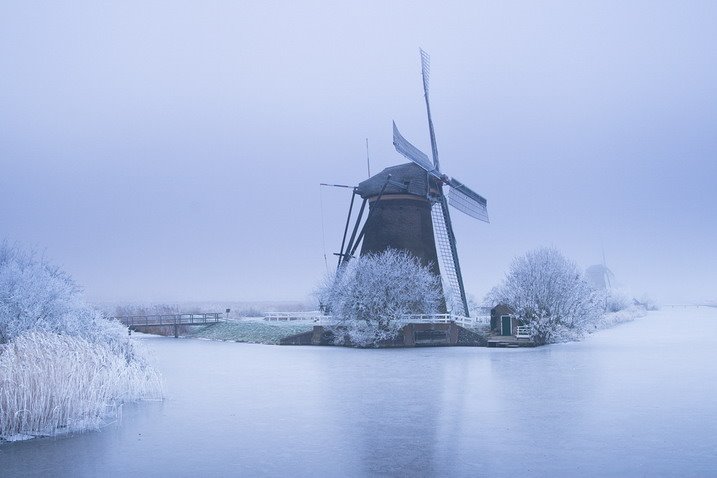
left=0, top=332, right=162, bottom=441
left=592, top=305, right=647, bottom=331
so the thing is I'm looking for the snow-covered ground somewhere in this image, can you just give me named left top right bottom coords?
left=2, top=306, right=716, bottom=476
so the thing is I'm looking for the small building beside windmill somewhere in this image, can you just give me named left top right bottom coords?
left=490, top=304, right=525, bottom=336
left=487, top=304, right=535, bottom=346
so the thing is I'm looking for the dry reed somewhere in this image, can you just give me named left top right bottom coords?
left=0, top=332, right=162, bottom=440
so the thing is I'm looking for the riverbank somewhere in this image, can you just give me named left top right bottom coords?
left=182, top=319, right=493, bottom=346
left=177, top=307, right=643, bottom=347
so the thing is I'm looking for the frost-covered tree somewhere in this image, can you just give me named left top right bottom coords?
left=0, top=242, right=127, bottom=351
left=487, top=247, right=602, bottom=344
left=317, top=249, right=442, bottom=347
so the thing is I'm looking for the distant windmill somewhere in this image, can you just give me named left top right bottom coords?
left=586, top=245, right=615, bottom=291
left=334, top=49, right=489, bottom=317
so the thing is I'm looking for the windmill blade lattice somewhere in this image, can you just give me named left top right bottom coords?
left=431, top=200, right=469, bottom=316
left=447, top=178, right=489, bottom=222
left=420, top=48, right=431, bottom=96
left=392, top=121, right=437, bottom=174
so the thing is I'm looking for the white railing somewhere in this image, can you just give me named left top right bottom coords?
left=262, top=312, right=490, bottom=327
left=402, top=313, right=453, bottom=323
left=401, top=314, right=489, bottom=326
left=263, top=311, right=327, bottom=322
left=515, top=325, right=532, bottom=338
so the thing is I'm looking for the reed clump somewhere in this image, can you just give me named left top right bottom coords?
left=0, top=332, right=162, bottom=439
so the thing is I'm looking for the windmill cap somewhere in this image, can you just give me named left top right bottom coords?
left=357, top=162, right=439, bottom=199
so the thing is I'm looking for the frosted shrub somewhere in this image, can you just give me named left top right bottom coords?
left=0, top=243, right=114, bottom=344
left=317, top=249, right=441, bottom=347
left=0, top=243, right=136, bottom=356
left=602, top=289, right=632, bottom=313
left=637, top=294, right=659, bottom=311
left=488, top=247, right=603, bottom=344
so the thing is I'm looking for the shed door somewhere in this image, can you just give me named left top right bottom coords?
left=501, top=315, right=512, bottom=336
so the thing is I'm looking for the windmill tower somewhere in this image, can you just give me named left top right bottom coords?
left=335, top=50, right=489, bottom=317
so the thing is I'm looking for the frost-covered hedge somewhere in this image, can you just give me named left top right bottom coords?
left=0, top=242, right=162, bottom=441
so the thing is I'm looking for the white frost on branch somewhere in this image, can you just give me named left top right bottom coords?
left=487, top=247, right=603, bottom=344
left=0, top=243, right=119, bottom=344
left=316, top=249, right=442, bottom=347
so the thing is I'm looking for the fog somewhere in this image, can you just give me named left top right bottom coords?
left=1, top=1, right=715, bottom=304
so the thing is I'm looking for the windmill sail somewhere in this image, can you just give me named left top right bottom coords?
left=431, top=198, right=469, bottom=317
left=420, top=48, right=441, bottom=171
left=387, top=49, right=488, bottom=319
left=447, top=178, right=489, bottom=222
left=420, top=48, right=431, bottom=95
left=392, top=121, right=437, bottom=174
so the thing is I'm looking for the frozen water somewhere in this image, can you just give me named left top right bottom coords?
left=2, top=306, right=716, bottom=476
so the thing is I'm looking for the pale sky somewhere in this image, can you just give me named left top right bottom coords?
left=1, top=1, right=715, bottom=304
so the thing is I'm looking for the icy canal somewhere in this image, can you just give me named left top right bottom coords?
left=3, top=306, right=717, bottom=477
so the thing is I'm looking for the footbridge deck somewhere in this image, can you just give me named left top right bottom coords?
left=115, top=313, right=223, bottom=337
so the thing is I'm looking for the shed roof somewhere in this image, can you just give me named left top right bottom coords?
left=491, top=304, right=516, bottom=317
left=356, top=163, right=436, bottom=199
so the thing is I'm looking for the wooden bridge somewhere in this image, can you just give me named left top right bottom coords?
left=115, top=313, right=223, bottom=338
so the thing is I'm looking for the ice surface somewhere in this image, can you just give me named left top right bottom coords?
left=3, top=306, right=716, bottom=476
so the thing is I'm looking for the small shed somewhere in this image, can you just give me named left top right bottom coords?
left=490, top=304, right=524, bottom=336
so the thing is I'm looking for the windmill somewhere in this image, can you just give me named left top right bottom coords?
left=586, top=245, right=614, bottom=292
left=334, top=49, right=489, bottom=317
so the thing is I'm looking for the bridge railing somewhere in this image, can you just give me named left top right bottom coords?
left=114, top=313, right=223, bottom=327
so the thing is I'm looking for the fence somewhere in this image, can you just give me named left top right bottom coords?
left=263, top=312, right=489, bottom=327
left=515, top=325, right=533, bottom=338
left=263, top=311, right=326, bottom=322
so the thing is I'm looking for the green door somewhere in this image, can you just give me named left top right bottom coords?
left=501, top=315, right=512, bottom=336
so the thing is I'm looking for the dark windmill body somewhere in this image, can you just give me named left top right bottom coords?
left=356, top=163, right=442, bottom=277
left=334, top=50, right=489, bottom=317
